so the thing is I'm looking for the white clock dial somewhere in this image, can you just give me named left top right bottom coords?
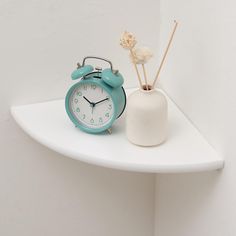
left=69, top=83, right=115, bottom=129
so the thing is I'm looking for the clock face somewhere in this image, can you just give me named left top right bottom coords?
left=69, top=82, right=115, bottom=129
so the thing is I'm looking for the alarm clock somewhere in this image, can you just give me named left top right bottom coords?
left=65, top=56, right=126, bottom=134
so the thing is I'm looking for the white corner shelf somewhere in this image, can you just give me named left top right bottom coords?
left=11, top=89, right=224, bottom=173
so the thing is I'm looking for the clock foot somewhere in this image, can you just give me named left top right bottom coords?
left=107, top=128, right=112, bottom=134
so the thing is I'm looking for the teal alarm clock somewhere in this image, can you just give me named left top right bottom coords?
left=65, top=56, right=126, bottom=134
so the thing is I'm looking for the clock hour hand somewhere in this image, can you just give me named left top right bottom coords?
left=83, top=96, right=95, bottom=115
left=94, top=98, right=109, bottom=105
left=83, top=96, right=92, bottom=104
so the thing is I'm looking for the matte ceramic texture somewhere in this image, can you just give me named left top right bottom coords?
left=11, top=89, right=224, bottom=173
left=126, top=88, right=168, bottom=146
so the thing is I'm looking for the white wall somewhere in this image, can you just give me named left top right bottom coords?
left=0, top=1, right=160, bottom=235
left=155, top=0, right=236, bottom=235
left=3, top=1, right=233, bottom=235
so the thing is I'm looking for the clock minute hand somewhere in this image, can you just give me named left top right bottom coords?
left=94, top=98, right=109, bottom=105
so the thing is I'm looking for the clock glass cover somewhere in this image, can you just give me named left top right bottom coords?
left=69, top=82, right=115, bottom=129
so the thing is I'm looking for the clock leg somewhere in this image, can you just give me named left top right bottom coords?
left=107, top=128, right=112, bottom=134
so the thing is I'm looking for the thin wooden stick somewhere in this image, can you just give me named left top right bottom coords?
left=142, top=64, right=149, bottom=90
left=152, top=20, right=178, bottom=89
left=130, top=49, right=143, bottom=89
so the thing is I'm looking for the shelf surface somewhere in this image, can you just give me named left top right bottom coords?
left=11, top=89, right=224, bottom=173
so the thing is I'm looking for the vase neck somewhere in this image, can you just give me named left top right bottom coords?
left=139, top=88, right=156, bottom=94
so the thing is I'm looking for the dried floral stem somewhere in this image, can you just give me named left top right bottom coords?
left=142, top=64, right=149, bottom=90
left=152, top=20, right=178, bottom=89
left=130, top=49, right=143, bottom=89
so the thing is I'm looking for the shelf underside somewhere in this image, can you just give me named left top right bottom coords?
left=11, top=89, right=224, bottom=173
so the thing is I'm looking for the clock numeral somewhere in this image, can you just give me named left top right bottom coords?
left=105, top=113, right=109, bottom=118
left=91, top=84, right=96, bottom=90
left=74, top=98, right=78, bottom=104
left=83, top=85, right=87, bottom=90
left=76, top=107, right=80, bottom=113
left=76, top=91, right=82, bottom=96
left=108, top=104, right=112, bottom=110
left=99, top=117, right=103, bottom=123
left=90, top=118, right=94, bottom=124
left=82, top=114, right=86, bottom=119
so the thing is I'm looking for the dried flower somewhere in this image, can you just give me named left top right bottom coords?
left=120, top=31, right=137, bottom=49
left=130, top=47, right=153, bottom=64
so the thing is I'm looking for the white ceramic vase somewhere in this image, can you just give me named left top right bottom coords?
left=126, top=88, right=168, bottom=146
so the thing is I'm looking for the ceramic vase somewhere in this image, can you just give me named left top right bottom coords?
left=126, top=87, right=168, bottom=146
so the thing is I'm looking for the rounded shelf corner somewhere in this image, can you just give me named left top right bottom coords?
left=11, top=89, right=224, bottom=173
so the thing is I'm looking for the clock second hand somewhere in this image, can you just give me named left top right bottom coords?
left=91, top=102, right=96, bottom=115
left=90, top=103, right=96, bottom=115
left=91, top=105, right=95, bottom=114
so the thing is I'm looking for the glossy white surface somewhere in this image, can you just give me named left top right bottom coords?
left=11, top=89, right=224, bottom=173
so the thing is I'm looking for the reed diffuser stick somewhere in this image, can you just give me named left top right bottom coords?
left=130, top=49, right=143, bottom=89
left=152, top=21, right=178, bottom=89
left=142, top=64, right=149, bottom=90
